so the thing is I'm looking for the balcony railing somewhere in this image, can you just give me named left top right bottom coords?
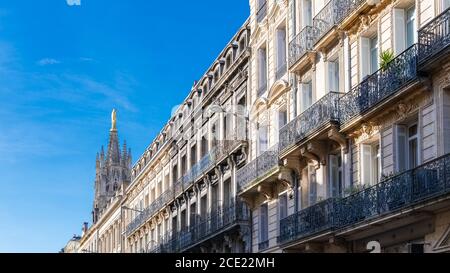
left=214, top=138, right=246, bottom=161
left=182, top=151, right=214, bottom=189
left=279, top=153, right=450, bottom=245
left=279, top=92, right=341, bottom=153
left=339, top=44, right=418, bottom=125
left=148, top=200, right=250, bottom=253
left=258, top=240, right=269, bottom=251
left=256, top=1, right=267, bottom=23
left=333, top=0, right=366, bottom=26
left=279, top=198, right=335, bottom=243
left=289, top=26, right=317, bottom=68
left=418, top=7, right=450, bottom=63
left=237, top=145, right=280, bottom=191
left=125, top=188, right=175, bottom=236
left=313, top=0, right=336, bottom=43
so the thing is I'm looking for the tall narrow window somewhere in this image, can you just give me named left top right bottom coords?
left=201, top=136, right=208, bottom=157
left=406, top=6, right=416, bottom=48
left=279, top=193, right=288, bottom=221
left=181, top=154, right=187, bottom=175
left=259, top=203, right=269, bottom=245
left=444, top=0, right=450, bottom=11
left=276, top=27, right=287, bottom=79
left=190, top=144, right=197, bottom=167
left=258, top=125, right=268, bottom=155
left=301, top=81, right=313, bottom=112
left=308, top=165, right=317, bottom=205
left=360, top=143, right=381, bottom=186
left=258, top=47, right=268, bottom=96
left=302, top=0, right=312, bottom=27
left=408, top=124, right=419, bottom=168
left=328, top=60, right=340, bottom=92
left=396, top=123, right=419, bottom=171
left=370, top=36, right=379, bottom=74
left=329, top=154, right=343, bottom=197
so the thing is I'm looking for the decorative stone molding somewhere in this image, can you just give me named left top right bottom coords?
left=257, top=185, right=273, bottom=201
left=328, top=127, right=348, bottom=153
left=349, top=122, right=380, bottom=143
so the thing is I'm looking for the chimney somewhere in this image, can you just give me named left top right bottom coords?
left=82, top=222, right=88, bottom=236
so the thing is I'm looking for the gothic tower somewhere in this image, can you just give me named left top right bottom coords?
left=92, top=109, right=131, bottom=224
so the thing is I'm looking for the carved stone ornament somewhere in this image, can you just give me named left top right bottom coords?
left=349, top=122, right=380, bottom=143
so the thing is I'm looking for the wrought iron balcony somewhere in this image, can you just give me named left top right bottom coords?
left=149, top=200, right=250, bottom=253
left=418, top=7, right=450, bottom=63
left=256, top=1, right=267, bottom=23
left=289, top=26, right=317, bottom=69
left=125, top=188, right=174, bottom=237
left=182, top=151, right=214, bottom=189
left=279, top=153, right=450, bottom=245
left=313, top=0, right=336, bottom=43
left=279, top=92, right=341, bottom=153
left=237, top=145, right=280, bottom=192
left=214, top=138, right=246, bottom=162
left=339, top=44, right=418, bottom=125
left=279, top=198, right=335, bottom=244
left=333, top=0, right=366, bottom=26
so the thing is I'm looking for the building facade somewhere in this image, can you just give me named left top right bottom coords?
left=71, top=0, right=450, bottom=254
left=240, top=0, right=450, bottom=253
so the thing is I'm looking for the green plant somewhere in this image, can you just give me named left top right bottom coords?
left=379, top=50, right=395, bottom=71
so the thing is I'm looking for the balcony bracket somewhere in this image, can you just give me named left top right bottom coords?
left=301, top=147, right=321, bottom=169
left=302, top=141, right=327, bottom=167
left=307, top=51, right=317, bottom=72
left=257, top=184, right=274, bottom=201
left=278, top=167, right=294, bottom=190
left=328, top=127, right=348, bottom=153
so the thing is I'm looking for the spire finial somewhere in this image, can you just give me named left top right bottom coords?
left=111, top=109, right=117, bottom=131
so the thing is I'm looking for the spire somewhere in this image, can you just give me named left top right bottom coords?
left=107, top=109, right=121, bottom=164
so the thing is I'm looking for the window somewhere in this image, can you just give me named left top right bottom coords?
left=258, top=47, right=267, bottom=96
left=276, top=27, right=287, bottom=78
left=396, top=123, right=419, bottom=172
left=258, top=124, right=268, bottom=155
left=157, top=181, right=162, bottom=197
left=394, top=6, right=416, bottom=54
left=276, top=108, right=287, bottom=143
left=201, top=136, right=208, bottom=157
left=360, top=35, right=379, bottom=79
left=308, top=165, right=317, bottom=205
left=259, top=203, right=268, bottom=244
left=360, top=142, right=381, bottom=186
left=329, top=154, right=343, bottom=197
left=190, top=144, right=197, bottom=167
left=239, top=38, right=246, bottom=53
left=172, top=164, right=178, bottom=182
left=181, top=154, right=187, bottom=175
left=444, top=0, right=450, bottom=10
left=406, top=6, right=416, bottom=48
left=302, top=0, right=312, bottom=27
left=370, top=36, right=379, bottom=74
left=279, top=193, right=288, bottom=221
left=301, top=81, right=313, bottom=112
left=328, top=60, right=340, bottom=92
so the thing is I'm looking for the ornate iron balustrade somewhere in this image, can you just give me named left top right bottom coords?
left=214, top=138, right=246, bottom=161
left=289, top=26, right=317, bottom=68
left=279, top=198, right=335, bottom=243
left=237, top=145, right=280, bottom=191
left=313, top=0, right=336, bottom=43
left=125, top=188, right=174, bottom=237
left=149, top=200, right=250, bottom=253
left=418, top=7, right=450, bottom=63
left=279, top=153, right=450, bottom=245
left=340, top=44, right=418, bottom=125
left=333, top=0, right=366, bottom=25
left=279, top=92, right=341, bottom=153
left=256, top=1, right=267, bottom=23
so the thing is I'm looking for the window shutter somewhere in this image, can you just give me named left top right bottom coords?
left=360, top=144, right=373, bottom=186
left=359, top=37, right=370, bottom=80
left=394, top=9, right=406, bottom=55
left=396, top=125, right=407, bottom=172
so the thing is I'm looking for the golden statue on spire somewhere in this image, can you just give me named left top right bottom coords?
left=111, top=109, right=117, bottom=130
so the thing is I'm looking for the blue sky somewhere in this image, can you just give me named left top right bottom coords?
left=0, top=0, right=249, bottom=253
